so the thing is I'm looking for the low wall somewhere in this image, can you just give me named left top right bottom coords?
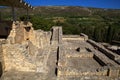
left=62, top=33, right=88, bottom=41
left=87, top=39, right=120, bottom=77
left=2, top=43, right=37, bottom=72
left=62, top=35, right=84, bottom=41
left=87, top=39, right=120, bottom=63
left=58, top=67, right=108, bottom=77
left=80, top=33, right=88, bottom=41
left=66, top=52, right=94, bottom=58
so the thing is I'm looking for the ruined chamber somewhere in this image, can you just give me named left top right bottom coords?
left=0, top=25, right=120, bottom=80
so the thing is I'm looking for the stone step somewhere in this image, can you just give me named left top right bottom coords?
left=88, top=39, right=120, bottom=62
left=57, top=67, right=108, bottom=77
left=58, top=76, right=113, bottom=80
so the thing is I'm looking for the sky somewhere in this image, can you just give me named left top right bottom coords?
left=25, top=0, right=120, bottom=9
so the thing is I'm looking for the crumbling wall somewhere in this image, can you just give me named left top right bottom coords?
left=51, top=27, right=62, bottom=45
left=87, top=39, right=120, bottom=77
left=62, top=33, right=88, bottom=41
left=14, top=22, right=25, bottom=43
left=87, top=39, right=120, bottom=62
left=57, top=45, right=109, bottom=77
left=2, top=22, right=52, bottom=73
left=7, top=21, right=34, bottom=44
left=2, top=43, right=37, bottom=72
left=23, top=22, right=34, bottom=41
left=62, top=35, right=84, bottom=41
left=80, top=33, right=88, bottom=41
left=30, top=30, right=51, bottom=49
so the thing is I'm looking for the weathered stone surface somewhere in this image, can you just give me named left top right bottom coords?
left=2, top=43, right=36, bottom=72
left=0, top=71, right=49, bottom=80
left=88, top=39, right=120, bottom=63
left=0, top=26, right=120, bottom=80
left=4, top=21, right=34, bottom=44
left=51, top=27, right=62, bottom=45
left=57, top=33, right=120, bottom=79
left=108, top=67, right=120, bottom=77
left=63, top=35, right=85, bottom=41
left=80, top=33, right=88, bottom=41
left=30, top=30, right=51, bottom=49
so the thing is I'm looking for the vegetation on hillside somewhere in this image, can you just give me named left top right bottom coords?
left=0, top=6, right=120, bottom=44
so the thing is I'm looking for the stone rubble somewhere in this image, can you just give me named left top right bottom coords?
left=0, top=24, right=120, bottom=80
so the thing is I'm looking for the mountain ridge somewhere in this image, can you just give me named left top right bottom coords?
left=0, top=6, right=120, bottom=18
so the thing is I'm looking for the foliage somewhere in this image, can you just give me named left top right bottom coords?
left=1, top=6, right=120, bottom=44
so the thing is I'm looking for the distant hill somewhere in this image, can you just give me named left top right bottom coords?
left=0, top=6, right=120, bottom=43
left=0, top=6, right=120, bottom=18
left=33, top=6, right=120, bottom=17
left=33, top=6, right=91, bottom=16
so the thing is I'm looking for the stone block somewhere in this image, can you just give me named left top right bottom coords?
left=108, top=67, right=119, bottom=77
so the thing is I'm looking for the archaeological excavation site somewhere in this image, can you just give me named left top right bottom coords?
left=0, top=0, right=120, bottom=80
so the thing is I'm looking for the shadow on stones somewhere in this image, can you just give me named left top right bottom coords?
left=55, top=68, right=57, bottom=76
left=0, top=62, right=3, bottom=77
left=76, top=47, right=80, bottom=52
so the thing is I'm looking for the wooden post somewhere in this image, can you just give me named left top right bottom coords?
left=26, top=9, right=29, bottom=21
left=12, top=7, right=16, bottom=21
left=0, top=11, right=2, bottom=21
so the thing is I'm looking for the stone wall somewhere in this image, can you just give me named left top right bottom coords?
left=66, top=52, right=94, bottom=58
left=2, top=43, right=36, bottom=72
left=57, top=45, right=109, bottom=77
left=14, top=22, right=24, bottom=43
left=62, top=35, right=85, bottom=41
left=57, top=35, right=120, bottom=78
left=62, top=33, right=88, bottom=41
left=1, top=27, right=52, bottom=74
left=51, top=27, right=62, bottom=45
left=30, top=30, right=51, bottom=49
left=7, top=21, right=34, bottom=44
left=58, top=67, right=108, bottom=77
left=0, top=25, right=120, bottom=79
left=87, top=39, right=120, bottom=77
left=87, top=39, right=120, bottom=63
left=80, top=33, right=88, bottom=41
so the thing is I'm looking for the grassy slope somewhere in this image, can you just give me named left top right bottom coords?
left=0, top=6, right=120, bottom=43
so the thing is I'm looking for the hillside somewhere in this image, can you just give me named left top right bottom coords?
left=0, top=6, right=120, bottom=43
left=1, top=6, right=120, bottom=18
left=33, top=6, right=91, bottom=16
left=33, top=6, right=120, bottom=17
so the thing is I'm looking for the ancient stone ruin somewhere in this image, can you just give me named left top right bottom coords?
left=0, top=24, right=120, bottom=80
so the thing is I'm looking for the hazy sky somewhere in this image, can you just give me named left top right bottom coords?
left=25, top=0, right=120, bottom=9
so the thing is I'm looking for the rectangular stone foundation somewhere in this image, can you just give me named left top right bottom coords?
left=57, top=43, right=120, bottom=78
